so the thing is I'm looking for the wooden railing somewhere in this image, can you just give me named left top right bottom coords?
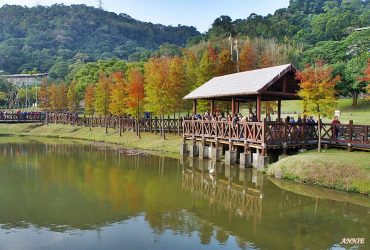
left=183, top=119, right=370, bottom=148
left=183, top=120, right=264, bottom=144
left=0, top=113, right=46, bottom=122
left=46, top=114, right=183, bottom=134
left=321, top=122, right=370, bottom=145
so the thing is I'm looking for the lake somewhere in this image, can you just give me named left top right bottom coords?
left=0, top=138, right=369, bottom=250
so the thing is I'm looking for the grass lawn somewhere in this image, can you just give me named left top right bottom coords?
left=0, top=123, right=183, bottom=158
left=267, top=149, right=370, bottom=195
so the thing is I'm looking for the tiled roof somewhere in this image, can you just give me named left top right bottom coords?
left=184, top=64, right=296, bottom=99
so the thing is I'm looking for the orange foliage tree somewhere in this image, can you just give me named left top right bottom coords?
left=58, top=82, right=68, bottom=111
left=127, top=68, right=145, bottom=117
left=296, top=61, right=340, bottom=152
left=260, top=49, right=274, bottom=68
left=84, top=85, right=95, bottom=116
left=239, top=40, right=257, bottom=71
left=49, top=84, right=59, bottom=112
left=38, top=78, right=50, bottom=111
left=216, top=48, right=235, bottom=76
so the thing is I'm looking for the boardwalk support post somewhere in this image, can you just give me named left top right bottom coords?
left=211, top=141, right=222, bottom=162
left=240, top=144, right=251, bottom=168
left=225, top=141, right=237, bottom=165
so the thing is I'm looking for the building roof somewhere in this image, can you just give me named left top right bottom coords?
left=4, top=73, right=49, bottom=78
left=354, top=27, right=370, bottom=31
left=184, top=64, right=296, bottom=100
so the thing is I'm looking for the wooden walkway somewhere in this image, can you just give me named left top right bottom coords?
left=0, top=113, right=183, bottom=134
left=182, top=119, right=370, bottom=151
left=1, top=112, right=369, bottom=151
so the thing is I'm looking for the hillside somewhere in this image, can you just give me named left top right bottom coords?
left=203, top=0, right=370, bottom=46
left=0, top=4, right=199, bottom=74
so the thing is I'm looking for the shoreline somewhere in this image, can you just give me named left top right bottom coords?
left=1, top=123, right=369, bottom=195
left=0, top=123, right=182, bottom=159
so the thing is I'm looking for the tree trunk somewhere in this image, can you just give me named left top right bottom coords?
left=162, top=115, right=166, bottom=140
left=352, top=92, right=358, bottom=106
left=105, top=117, right=108, bottom=134
left=119, top=116, right=122, bottom=136
left=317, top=115, right=321, bottom=153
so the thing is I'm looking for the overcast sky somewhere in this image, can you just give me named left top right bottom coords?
left=0, top=0, right=290, bottom=32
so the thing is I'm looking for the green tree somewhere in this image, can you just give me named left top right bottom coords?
left=344, top=53, right=370, bottom=106
left=67, top=81, right=79, bottom=113
left=94, top=74, right=111, bottom=117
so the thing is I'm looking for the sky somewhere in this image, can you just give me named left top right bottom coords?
left=0, top=0, right=290, bottom=32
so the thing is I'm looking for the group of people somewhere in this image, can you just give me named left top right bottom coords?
left=0, top=110, right=45, bottom=120
left=191, top=110, right=259, bottom=123
left=188, top=110, right=343, bottom=139
left=190, top=111, right=320, bottom=124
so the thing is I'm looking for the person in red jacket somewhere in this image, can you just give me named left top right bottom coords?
left=331, top=116, right=341, bottom=139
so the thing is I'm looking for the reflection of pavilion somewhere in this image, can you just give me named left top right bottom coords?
left=181, top=158, right=263, bottom=221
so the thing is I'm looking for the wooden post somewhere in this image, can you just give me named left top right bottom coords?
left=257, top=94, right=261, bottom=122
left=168, top=115, right=170, bottom=133
left=283, top=118, right=288, bottom=155
left=155, top=116, right=158, bottom=135
left=192, top=99, right=197, bottom=117
left=149, top=115, right=153, bottom=133
left=348, top=120, right=353, bottom=151
left=277, top=99, right=281, bottom=121
left=262, top=118, right=267, bottom=156
left=231, top=97, right=235, bottom=117
left=210, top=99, right=215, bottom=115
left=236, top=101, right=240, bottom=114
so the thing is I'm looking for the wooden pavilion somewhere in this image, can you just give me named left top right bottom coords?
left=184, top=64, right=300, bottom=121
left=181, top=64, right=370, bottom=168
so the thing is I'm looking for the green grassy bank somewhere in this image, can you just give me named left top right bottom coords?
left=267, top=149, right=370, bottom=195
left=0, top=123, right=183, bottom=158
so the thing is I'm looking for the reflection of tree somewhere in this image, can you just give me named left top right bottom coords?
left=198, top=223, right=213, bottom=244
left=216, top=229, right=229, bottom=244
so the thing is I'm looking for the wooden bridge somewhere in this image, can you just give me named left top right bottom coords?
left=181, top=119, right=370, bottom=167
left=182, top=119, right=370, bottom=150
left=0, top=112, right=183, bottom=134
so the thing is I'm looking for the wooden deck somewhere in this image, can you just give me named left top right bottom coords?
left=182, top=119, right=370, bottom=151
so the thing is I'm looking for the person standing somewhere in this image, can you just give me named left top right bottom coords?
left=331, top=116, right=341, bottom=139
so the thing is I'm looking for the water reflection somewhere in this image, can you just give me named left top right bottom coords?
left=0, top=139, right=369, bottom=250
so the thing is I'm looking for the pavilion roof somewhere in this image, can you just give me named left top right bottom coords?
left=183, top=64, right=297, bottom=100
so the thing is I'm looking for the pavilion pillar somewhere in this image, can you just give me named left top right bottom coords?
left=236, top=101, right=240, bottom=114
left=210, top=99, right=215, bottom=115
left=192, top=99, right=197, bottom=117
left=277, top=99, right=281, bottom=121
left=256, top=94, right=261, bottom=122
left=231, top=97, right=235, bottom=117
